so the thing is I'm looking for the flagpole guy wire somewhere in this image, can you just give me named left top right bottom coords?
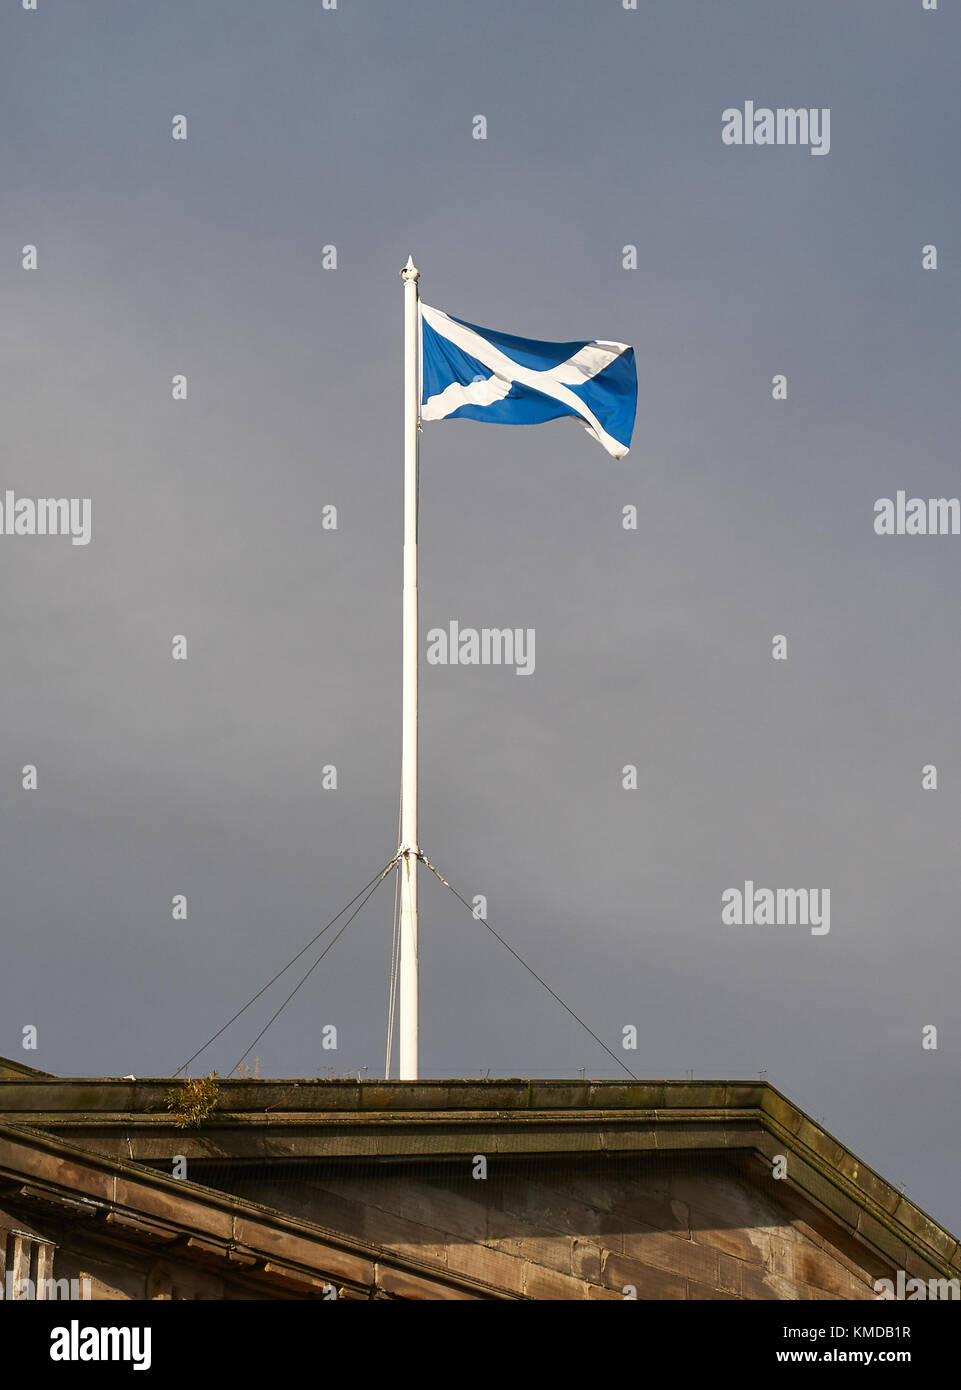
left=415, top=849, right=639, bottom=1082
left=174, top=853, right=401, bottom=1078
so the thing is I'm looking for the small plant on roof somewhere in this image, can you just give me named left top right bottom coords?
left=164, top=1073, right=219, bottom=1129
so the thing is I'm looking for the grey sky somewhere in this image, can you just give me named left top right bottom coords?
left=2, top=0, right=959, bottom=1232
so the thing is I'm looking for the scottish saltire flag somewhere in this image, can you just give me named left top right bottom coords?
left=420, top=304, right=637, bottom=459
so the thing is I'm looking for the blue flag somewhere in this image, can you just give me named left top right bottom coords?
left=420, top=303, right=637, bottom=459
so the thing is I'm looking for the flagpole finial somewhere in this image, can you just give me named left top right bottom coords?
left=401, top=255, right=419, bottom=283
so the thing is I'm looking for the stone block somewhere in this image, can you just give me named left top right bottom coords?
left=600, top=1248, right=688, bottom=1300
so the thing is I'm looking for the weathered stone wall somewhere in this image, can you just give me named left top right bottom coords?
left=194, top=1152, right=895, bottom=1300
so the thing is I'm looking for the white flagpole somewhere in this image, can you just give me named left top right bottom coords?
left=399, top=254, right=420, bottom=1080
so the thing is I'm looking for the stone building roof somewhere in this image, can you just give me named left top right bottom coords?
left=2, top=1069, right=957, bottom=1275
left=0, top=1066, right=956, bottom=1298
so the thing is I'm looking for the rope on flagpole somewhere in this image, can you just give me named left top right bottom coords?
left=416, top=851, right=639, bottom=1082
left=385, top=792, right=403, bottom=1078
